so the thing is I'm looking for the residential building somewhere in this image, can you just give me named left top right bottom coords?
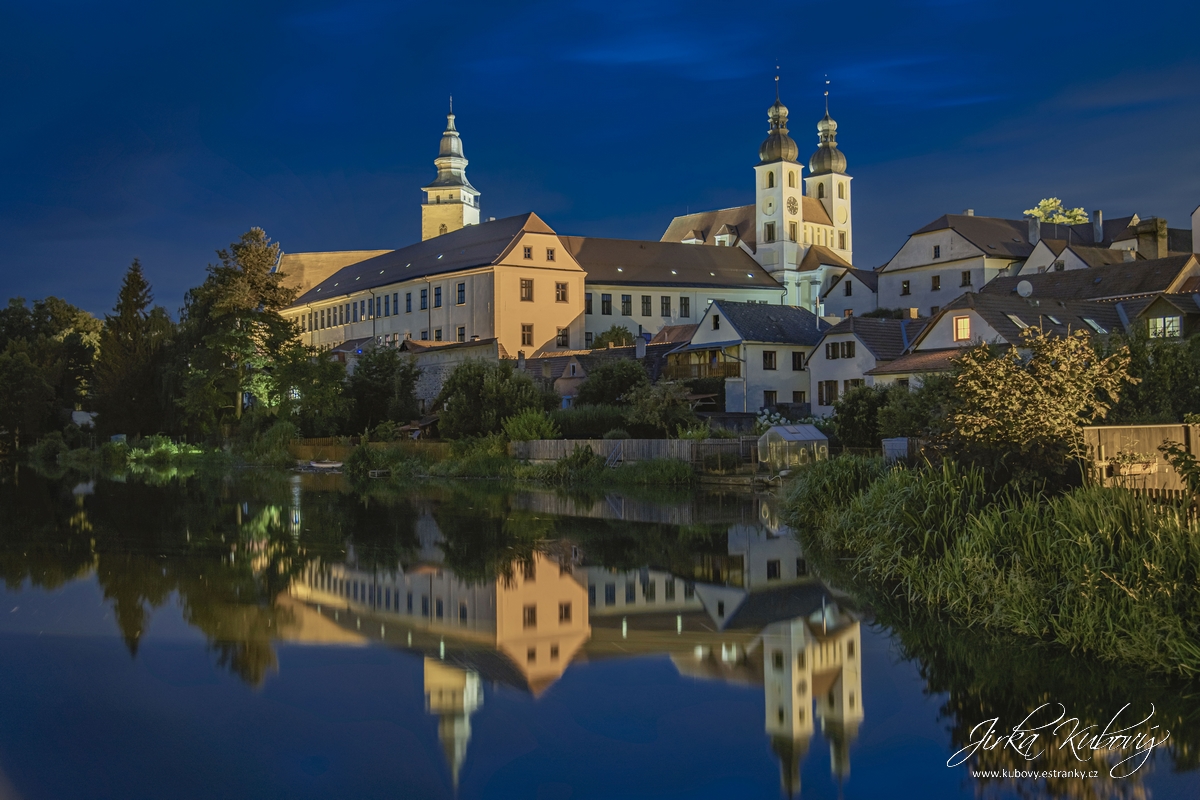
left=660, top=92, right=856, bottom=313
left=821, top=267, right=880, bottom=317
left=667, top=301, right=829, bottom=413
left=980, top=253, right=1200, bottom=302
left=807, top=316, right=926, bottom=415
left=1019, top=239, right=1142, bottom=274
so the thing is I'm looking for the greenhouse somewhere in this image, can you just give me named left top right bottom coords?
left=757, top=424, right=829, bottom=471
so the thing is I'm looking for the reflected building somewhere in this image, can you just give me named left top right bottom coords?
left=423, top=658, right=482, bottom=790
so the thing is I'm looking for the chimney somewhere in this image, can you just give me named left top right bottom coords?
left=1192, top=204, right=1199, bottom=254
left=1135, top=218, right=1168, bottom=260
left=635, top=336, right=646, bottom=358
left=963, top=208, right=975, bottom=216
left=1122, top=249, right=1136, bottom=262
left=907, top=307, right=919, bottom=319
left=1028, top=217, right=1041, bottom=245
left=517, top=350, right=526, bottom=370
left=1092, top=209, right=1103, bottom=244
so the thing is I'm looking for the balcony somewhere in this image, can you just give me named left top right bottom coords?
left=663, top=362, right=741, bottom=381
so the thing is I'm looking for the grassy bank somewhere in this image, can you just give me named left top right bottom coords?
left=784, top=457, right=1200, bottom=677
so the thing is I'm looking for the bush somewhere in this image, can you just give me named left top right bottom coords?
left=29, top=431, right=69, bottom=467
left=242, top=421, right=298, bottom=468
left=783, top=455, right=892, bottom=531
left=576, top=359, right=649, bottom=406
left=626, top=381, right=696, bottom=436
left=436, top=360, right=554, bottom=439
left=591, top=325, right=634, bottom=349
left=429, top=433, right=514, bottom=478
left=602, top=428, right=630, bottom=439
left=877, top=374, right=955, bottom=439
left=344, top=443, right=424, bottom=481
left=503, top=409, right=561, bottom=441
left=831, top=385, right=891, bottom=448
left=551, top=405, right=629, bottom=439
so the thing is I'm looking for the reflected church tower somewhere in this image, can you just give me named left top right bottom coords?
left=424, top=658, right=483, bottom=790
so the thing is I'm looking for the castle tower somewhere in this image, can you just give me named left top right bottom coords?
left=421, top=101, right=481, bottom=241
left=803, top=97, right=853, bottom=263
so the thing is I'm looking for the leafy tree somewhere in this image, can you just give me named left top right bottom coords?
left=0, top=296, right=100, bottom=414
left=831, top=385, right=891, bottom=448
left=93, top=261, right=174, bottom=437
left=575, top=359, right=649, bottom=406
left=174, top=228, right=298, bottom=439
left=877, top=374, right=956, bottom=439
left=1023, top=198, right=1088, bottom=225
left=1099, top=332, right=1200, bottom=424
left=592, top=325, right=634, bottom=349
left=625, top=380, right=696, bottom=436
left=0, top=344, right=57, bottom=449
left=347, top=346, right=421, bottom=430
left=436, top=359, right=553, bottom=439
left=271, top=345, right=351, bottom=437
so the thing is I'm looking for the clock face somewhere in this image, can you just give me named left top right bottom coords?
left=837, top=208, right=848, bottom=224
left=762, top=198, right=776, bottom=216
left=786, top=196, right=799, bottom=215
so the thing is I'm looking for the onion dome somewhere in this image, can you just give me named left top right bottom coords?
left=758, top=99, right=799, bottom=164
left=808, top=112, right=847, bottom=175
left=439, top=112, right=465, bottom=159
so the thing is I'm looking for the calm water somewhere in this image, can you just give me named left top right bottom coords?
left=0, top=466, right=1196, bottom=800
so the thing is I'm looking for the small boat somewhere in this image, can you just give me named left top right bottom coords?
left=309, top=460, right=344, bottom=470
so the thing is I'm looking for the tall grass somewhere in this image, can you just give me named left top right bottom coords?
left=787, top=458, right=1200, bottom=677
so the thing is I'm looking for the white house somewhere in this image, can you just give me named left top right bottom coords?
left=667, top=300, right=829, bottom=413
left=821, top=268, right=880, bottom=318
left=807, top=316, right=927, bottom=414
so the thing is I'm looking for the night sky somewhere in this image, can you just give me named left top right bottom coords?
left=2, top=0, right=1198, bottom=316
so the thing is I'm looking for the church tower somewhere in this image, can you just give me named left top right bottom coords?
left=421, top=101, right=481, bottom=241
left=803, top=98, right=852, bottom=264
left=754, top=85, right=805, bottom=278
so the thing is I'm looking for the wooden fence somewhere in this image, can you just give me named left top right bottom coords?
left=287, top=439, right=451, bottom=463
left=1082, top=423, right=1199, bottom=495
left=508, top=437, right=759, bottom=470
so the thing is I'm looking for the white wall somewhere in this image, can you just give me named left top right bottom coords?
left=916, top=309, right=1003, bottom=349
left=583, top=284, right=779, bottom=344
left=822, top=273, right=878, bottom=318
left=807, top=331, right=879, bottom=416
left=877, top=256, right=988, bottom=317
left=735, top=342, right=814, bottom=412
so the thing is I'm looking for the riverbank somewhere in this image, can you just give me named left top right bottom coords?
left=783, top=456, right=1200, bottom=678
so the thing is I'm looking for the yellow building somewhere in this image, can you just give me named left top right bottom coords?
left=421, top=103, right=481, bottom=241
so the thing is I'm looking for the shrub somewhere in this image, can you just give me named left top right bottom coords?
left=29, top=431, right=68, bottom=466
left=344, top=443, right=424, bottom=481
left=551, top=405, right=628, bottom=439
left=626, top=381, right=696, bottom=436
left=783, top=455, right=892, bottom=531
left=602, top=428, right=630, bottom=439
left=831, top=385, right=891, bottom=448
left=576, top=359, right=649, bottom=406
left=503, top=409, right=561, bottom=441
left=591, top=325, right=634, bottom=349
left=436, top=360, right=553, bottom=439
left=535, top=445, right=606, bottom=485
left=430, top=433, right=514, bottom=478
left=242, top=421, right=298, bottom=468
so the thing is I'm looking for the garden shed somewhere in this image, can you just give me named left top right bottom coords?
left=757, top=425, right=829, bottom=470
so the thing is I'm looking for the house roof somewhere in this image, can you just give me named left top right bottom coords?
left=1039, top=240, right=1142, bottom=268
left=650, top=323, right=699, bottom=344
left=797, top=244, right=853, bottom=272
left=865, top=348, right=960, bottom=376
left=817, top=317, right=928, bottom=361
left=522, top=342, right=678, bottom=381
left=905, top=214, right=1142, bottom=263
left=293, top=213, right=554, bottom=306
left=662, top=204, right=757, bottom=252
left=559, top=235, right=782, bottom=291
left=822, top=267, right=879, bottom=297
left=913, top=292, right=1127, bottom=349
left=398, top=337, right=499, bottom=355
left=712, top=301, right=830, bottom=346
left=980, top=254, right=1197, bottom=301
left=1138, top=293, right=1200, bottom=317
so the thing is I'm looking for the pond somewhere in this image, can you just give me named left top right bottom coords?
left=0, top=465, right=1196, bottom=800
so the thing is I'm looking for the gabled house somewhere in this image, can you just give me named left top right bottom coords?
left=866, top=292, right=1126, bottom=387
left=806, top=316, right=927, bottom=414
left=1020, top=239, right=1143, bottom=274
left=981, top=254, right=1200, bottom=302
left=667, top=301, right=829, bottom=413
left=821, top=267, right=880, bottom=317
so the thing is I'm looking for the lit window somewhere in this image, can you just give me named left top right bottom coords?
left=901, top=280, right=911, bottom=296
left=953, top=315, right=971, bottom=341
left=1148, top=316, right=1181, bottom=338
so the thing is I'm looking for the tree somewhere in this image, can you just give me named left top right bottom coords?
left=625, top=380, right=696, bottom=436
left=1099, top=332, right=1200, bottom=424
left=877, top=373, right=956, bottom=439
left=0, top=296, right=101, bottom=415
left=1023, top=198, right=1088, bottom=225
left=436, top=360, right=553, bottom=438
left=93, top=261, right=174, bottom=437
left=831, top=385, right=891, bottom=448
left=174, top=228, right=298, bottom=439
left=271, top=344, right=351, bottom=437
left=0, top=344, right=57, bottom=450
left=576, top=359, right=649, bottom=406
left=592, top=325, right=634, bottom=349
left=347, top=346, right=421, bottom=430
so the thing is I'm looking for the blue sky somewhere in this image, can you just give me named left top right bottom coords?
left=2, top=0, right=1198, bottom=314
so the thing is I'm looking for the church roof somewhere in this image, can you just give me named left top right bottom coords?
left=559, top=235, right=782, bottom=291
left=291, top=213, right=553, bottom=306
left=797, top=244, right=851, bottom=272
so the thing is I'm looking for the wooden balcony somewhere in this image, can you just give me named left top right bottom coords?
left=663, top=362, right=741, bottom=380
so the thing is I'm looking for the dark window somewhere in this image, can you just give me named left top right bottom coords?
left=459, top=603, right=468, bottom=622
left=585, top=293, right=593, bottom=314
left=550, top=644, right=560, bottom=660
left=521, top=324, right=533, bottom=347
left=585, top=331, right=593, bottom=347
left=421, top=596, right=430, bottom=616
left=588, top=584, right=596, bottom=606
left=523, top=604, right=537, bottom=628
left=555, top=282, right=568, bottom=302
left=642, top=580, right=656, bottom=602
left=601, top=294, right=612, bottom=315
left=420, top=289, right=428, bottom=310
left=933, top=245, right=941, bottom=259
left=559, top=602, right=571, bottom=623
left=712, top=314, right=720, bottom=331
left=436, top=599, right=443, bottom=618
left=931, top=305, right=940, bottom=316
left=763, top=222, right=776, bottom=243
left=664, top=579, right=676, bottom=601
left=840, top=341, right=856, bottom=358
left=838, top=231, right=846, bottom=250
left=524, top=561, right=535, bottom=581
left=556, top=327, right=569, bottom=348
left=767, top=171, right=775, bottom=189
left=900, top=280, right=911, bottom=296
left=717, top=600, right=725, bottom=617
left=520, top=279, right=534, bottom=302
left=767, top=559, right=781, bottom=580
left=661, top=296, right=671, bottom=316
left=844, top=280, right=852, bottom=296
left=433, top=287, right=442, bottom=308
left=817, top=183, right=825, bottom=199
left=546, top=247, right=555, bottom=262
left=797, top=558, right=807, bottom=576
left=523, top=246, right=532, bottom=259
left=792, top=391, right=806, bottom=403
left=406, top=293, right=412, bottom=313
left=383, top=296, right=390, bottom=317
left=420, top=330, right=428, bottom=340
left=376, top=297, right=382, bottom=317
left=680, top=297, right=690, bottom=318
left=456, top=283, right=466, bottom=304
left=527, top=647, right=536, bottom=663
left=961, top=270, right=973, bottom=286
left=789, top=222, right=797, bottom=242
left=763, top=390, right=777, bottom=407
left=604, top=583, right=616, bottom=605
left=457, top=326, right=465, bottom=342
left=825, top=342, right=839, bottom=359
left=773, top=651, right=784, bottom=671
left=931, top=275, right=941, bottom=291
left=818, top=380, right=838, bottom=406
left=684, top=583, right=695, bottom=599
left=763, top=351, right=777, bottom=370
left=792, top=351, right=805, bottom=370
left=434, top=328, right=442, bottom=341
left=621, top=295, right=632, bottom=316
left=407, top=592, right=413, bottom=612
left=844, top=378, right=864, bottom=392
left=641, top=295, right=651, bottom=316
left=625, top=581, right=636, bottom=602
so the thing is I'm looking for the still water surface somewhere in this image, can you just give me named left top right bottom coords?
left=0, top=467, right=1196, bottom=799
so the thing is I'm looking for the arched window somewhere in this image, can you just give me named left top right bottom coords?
left=767, top=171, right=775, bottom=189
left=817, top=183, right=825, bottom=199
left=439, top=224, right=447, bottom=235
left=787, top=171, right=796, bottom=188
left=838, top=182, right=845, bottom=200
